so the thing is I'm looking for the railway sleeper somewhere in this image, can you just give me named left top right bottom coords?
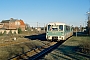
left=38, top=47, right=44, bottom=51
left=34, top=48, right=41, bottom=53
left=41, top=45, right=49, bottom=49
left=9, top=42, right=55, bottom=60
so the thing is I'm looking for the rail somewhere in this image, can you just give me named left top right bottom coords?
left=8, top=41, right=58, bottom=60
left=29, top=41, right=65, bottom=60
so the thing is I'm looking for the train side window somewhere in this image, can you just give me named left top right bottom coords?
left=66, top=26, right=70, bottom=31
left=59, top=25, right=63, bottom=31
left=71, top=27, right=73, bottom=31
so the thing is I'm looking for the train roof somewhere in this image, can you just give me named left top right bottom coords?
left=47, top=22, right=66, bottom=25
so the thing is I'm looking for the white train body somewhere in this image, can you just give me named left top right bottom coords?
left=46, top=22, right=73, bottom=41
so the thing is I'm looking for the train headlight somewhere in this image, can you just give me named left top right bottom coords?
left=61, top=37, right=63, bottom=40
left=59, top=36, right=61, bottom=38
left=47, top=36, right=50, bottom=38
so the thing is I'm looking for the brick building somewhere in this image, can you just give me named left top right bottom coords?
left=0, top=18, right=26, bottom=34
left=0, top=23, right=3, bottom=28
left=1, top=18, right=25, bottom=31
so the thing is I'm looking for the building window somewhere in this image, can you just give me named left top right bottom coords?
left=15, top=21, right=20, bottom=25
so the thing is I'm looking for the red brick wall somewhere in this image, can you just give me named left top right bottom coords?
left=9, top=22, right=16, bottom=29
left=19, top=20, right=25, bottom=31
left=0, top=24, right=3, bottom=28
left=3, top=23, right=9, bottom=29
left=20, top=25, right=25, bottom=31
left=1, top=19, right=26, bottom=31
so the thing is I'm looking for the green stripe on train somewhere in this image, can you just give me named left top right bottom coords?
left=47, top=31, right=63, bottom=36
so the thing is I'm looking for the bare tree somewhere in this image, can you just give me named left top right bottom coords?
left=25, top=23, right=30, bottom=30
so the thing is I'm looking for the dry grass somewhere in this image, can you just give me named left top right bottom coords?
left=77, top=36, right=90, bottom=54
left=43, top=36, right=90, bottom=60
left=0, top=30, right=45, bottom=60
left=0, top=30, right=45, bottom=47
left=0, top=40, right=45, bottom=60
left=68, top=36, right=90, bottom=54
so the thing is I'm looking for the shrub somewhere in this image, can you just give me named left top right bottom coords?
left=8, top=30, right=12, bottom=35
left=14, top=31, right=16, bottom=34
left=0, top=32, right=3, bottom=36
left=18, top=28, right=22, bottom=34
left=3, top=31, right=6, bottom=35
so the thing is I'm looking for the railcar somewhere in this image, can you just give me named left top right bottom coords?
left=46, top=22, right=73, bottom=41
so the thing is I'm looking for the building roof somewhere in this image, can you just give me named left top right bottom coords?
left=1, top=19, right=17, bottom=23
left=1, top=18, right=25, bottom=26
left=1, top=20, right=10, bottom=23
left=19, top=20, right=25, bottom=25
left=1, top=18, right=19, bottom=23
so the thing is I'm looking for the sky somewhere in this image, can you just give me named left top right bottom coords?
left=0, top=0, right=90, bottom=27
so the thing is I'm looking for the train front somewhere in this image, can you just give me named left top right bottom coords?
left=46, top=23, right=64, bottom=41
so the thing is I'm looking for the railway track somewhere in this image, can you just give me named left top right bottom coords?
left=8, top=40, right=65, bottom=60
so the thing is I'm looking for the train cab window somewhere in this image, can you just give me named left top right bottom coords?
left=52, top=28, right=58, bottom=31
left=59, top=25, right=63, bottom=31
left=48, top=25, right=51, bottom=31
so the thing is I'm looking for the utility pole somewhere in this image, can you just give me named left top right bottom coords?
left=37, top=22, right=38, bottom=28
left=80, top=25, right=82, bottom=32
left=76, top=27, right=77, bottom=37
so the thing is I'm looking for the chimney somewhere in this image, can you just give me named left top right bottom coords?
left=10, top=18, right=13, bottom=20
